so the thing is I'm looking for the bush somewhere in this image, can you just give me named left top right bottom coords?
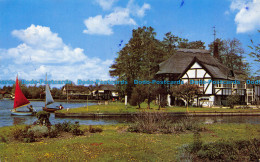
left=128, top=111, right=174, bottom=134
left=54, top=121, right=73, bottom=132
left=11, top=126, right=36, bottom=143
left=71, top=122, right=84, bottom=136
left=227, top=95, right=240, bottom=108
left=180, top=138, right=260, bottom=161
left=88, top=125, right=103, bottom=133
left=28, top=125, right=49, bottom=138
left=128, top=113, right=202, bottom=134
left=36, top=111, right=51, bottom=126
left=48, top=126, right=59, bottom=138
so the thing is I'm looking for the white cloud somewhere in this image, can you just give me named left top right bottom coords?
left=96, top=0, right=117, bottom=10
left=230, top=0, right=260, bottom=33
left=0, top=25, right=113, bottom=83
left=83, top=8, right=136, bottom=35
left=127, top=0, right=151, bottom=17
left=83, top=0, right=150, bottom=35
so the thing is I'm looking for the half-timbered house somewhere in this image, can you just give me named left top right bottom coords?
left=156, top=48, right=260, bottom=107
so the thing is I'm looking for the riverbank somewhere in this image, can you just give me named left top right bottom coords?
left=28, top=99, right=98, bottom=102
left=55, top=102, right=260, bottom=118
left=0, top=123, right=259, bottom=161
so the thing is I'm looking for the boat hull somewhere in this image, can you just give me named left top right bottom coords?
left=42, top=107, right=60, bottom=112
left=11, top=110, right=35, bottom=116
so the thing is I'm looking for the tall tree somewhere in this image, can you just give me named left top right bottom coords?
left=110, top=26, right=167, bottom=106
left=209, top=38, right=250, bottom=77
left=249, top=30, right=260, bottom=62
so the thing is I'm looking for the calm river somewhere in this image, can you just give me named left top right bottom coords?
left=0, top=100, right=260, bottom=127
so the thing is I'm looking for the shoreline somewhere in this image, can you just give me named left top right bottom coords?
left=55, top=111, right=260, bottom=118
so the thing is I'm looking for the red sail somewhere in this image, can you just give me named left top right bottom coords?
left=13, top=77, right=30, bottom=109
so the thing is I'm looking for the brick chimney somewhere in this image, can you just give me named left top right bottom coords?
left=213, top=42, right=219, bottom=58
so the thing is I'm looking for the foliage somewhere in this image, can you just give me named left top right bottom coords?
left=128, top=112, right=202, bottom=134
left=181, top=138, right=260, bottom=161
left=48, top=126, right=59, bottom=138
left=28, top=125, right=49, bottom=138
left=109, top=26, right=168, bottom=99
left=35, top=111, right=51, bottom=126
left=54, top=121, right=73, bottom=132
left=208, top=38, right=250, bottom=77
left=227, top=94, right=240, bottom=108
left=178, top=40, right=206, bottom=49
left=129, top=84, right=148, bottom=108
left=71, top=122, right=84, bottom=136
left=248, top=30, right=260, bottom=62
left=88, top=125, right=103, bottom=133
left=11, top=126, right=36, bottom=143
left=171, top=83, right=200, bottom=108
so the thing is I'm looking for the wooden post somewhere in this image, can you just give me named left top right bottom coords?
left=125, top=95, right=127, bottom=108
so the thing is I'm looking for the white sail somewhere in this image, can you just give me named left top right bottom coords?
left=46, top=84, right=54, bottom=105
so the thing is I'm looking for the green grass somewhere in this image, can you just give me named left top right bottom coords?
left=0, top=124, right=260, bottom=161
left=59, top=101, right=260, bottom=114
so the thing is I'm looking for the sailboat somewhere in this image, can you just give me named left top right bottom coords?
left=11, top=76, right=35, bottom=116
left=42, top=75, right=61, bottom=112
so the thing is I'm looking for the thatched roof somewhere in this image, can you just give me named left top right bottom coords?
left=156, top=49, right=241, bottom=80
left=97, top=85, right=117, bottom=91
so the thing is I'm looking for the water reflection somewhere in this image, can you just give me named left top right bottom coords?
left=13, top=117, right=26, bottom=125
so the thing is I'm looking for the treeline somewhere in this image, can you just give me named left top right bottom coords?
left=110, top=26, right=259, bottom=107
left=1, top=84, right=63, bottom=99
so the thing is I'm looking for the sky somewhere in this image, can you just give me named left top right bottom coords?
left=0, top=0, right=259, bottom=87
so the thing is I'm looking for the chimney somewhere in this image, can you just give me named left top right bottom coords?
left=213, top=42, right=219, bottom=58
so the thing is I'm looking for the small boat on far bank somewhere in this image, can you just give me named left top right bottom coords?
left=11, top=76, right=36, bottom=116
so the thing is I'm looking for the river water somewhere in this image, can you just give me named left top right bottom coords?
left=0, top=100, right=260, bottom=127
left=0, top=100, right=121, bottom=127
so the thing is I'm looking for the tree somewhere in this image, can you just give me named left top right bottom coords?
left=109, top=26, right=167, bottom=105
left=129, top=84, right=147, bottom=108
left=249, top=30, right=260, bottom=62
left=178, top=40, right=206, bottom=49
left=209, top=38, right=250, bottom=77
left=171, top=83, right=200, bottom=112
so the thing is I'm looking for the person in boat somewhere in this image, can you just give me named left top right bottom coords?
left=59, top=104, right=64, bottom=110
left=27, top=105, right=33, bottom=112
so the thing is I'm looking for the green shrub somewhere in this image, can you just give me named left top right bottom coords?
left=11, top=126, right=36, bottom=143
left=180, top=138, right=260, bottom=161
left=128, top=112, right=202, bottom=134
left=88, top=125, right=103, bottom=133
left=23, top=131, right=36, bottom=143
left=127, top=111, right=174, bottom=134
left=54, top=121, right=73, bottom=132
left=71, top=122, right=84, bottom=136
left=227, top=94, right=240, bottom=108
left=48, top=126, right=59, bottom=138
left=28, top=125, right=49, bottom=138
left=36, top=111, right=51, bottom=126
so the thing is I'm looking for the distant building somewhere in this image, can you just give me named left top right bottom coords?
left=0, top=90, right=12, bottom=99
left=62, top=84, right=91, bottom=99
left=93, top=84, right=118, bottom=100
left=156, top=48, right=260, bottom=107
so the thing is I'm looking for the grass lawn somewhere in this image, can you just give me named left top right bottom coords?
left=0, top=123, right=259, bottom=161
left=59, top=102, right=260, bottom=114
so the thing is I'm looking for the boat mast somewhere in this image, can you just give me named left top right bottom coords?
left=45, top=73, right=47, bottom=108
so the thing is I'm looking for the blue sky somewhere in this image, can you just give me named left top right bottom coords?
left=0, top=0, right=259, bottom=86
